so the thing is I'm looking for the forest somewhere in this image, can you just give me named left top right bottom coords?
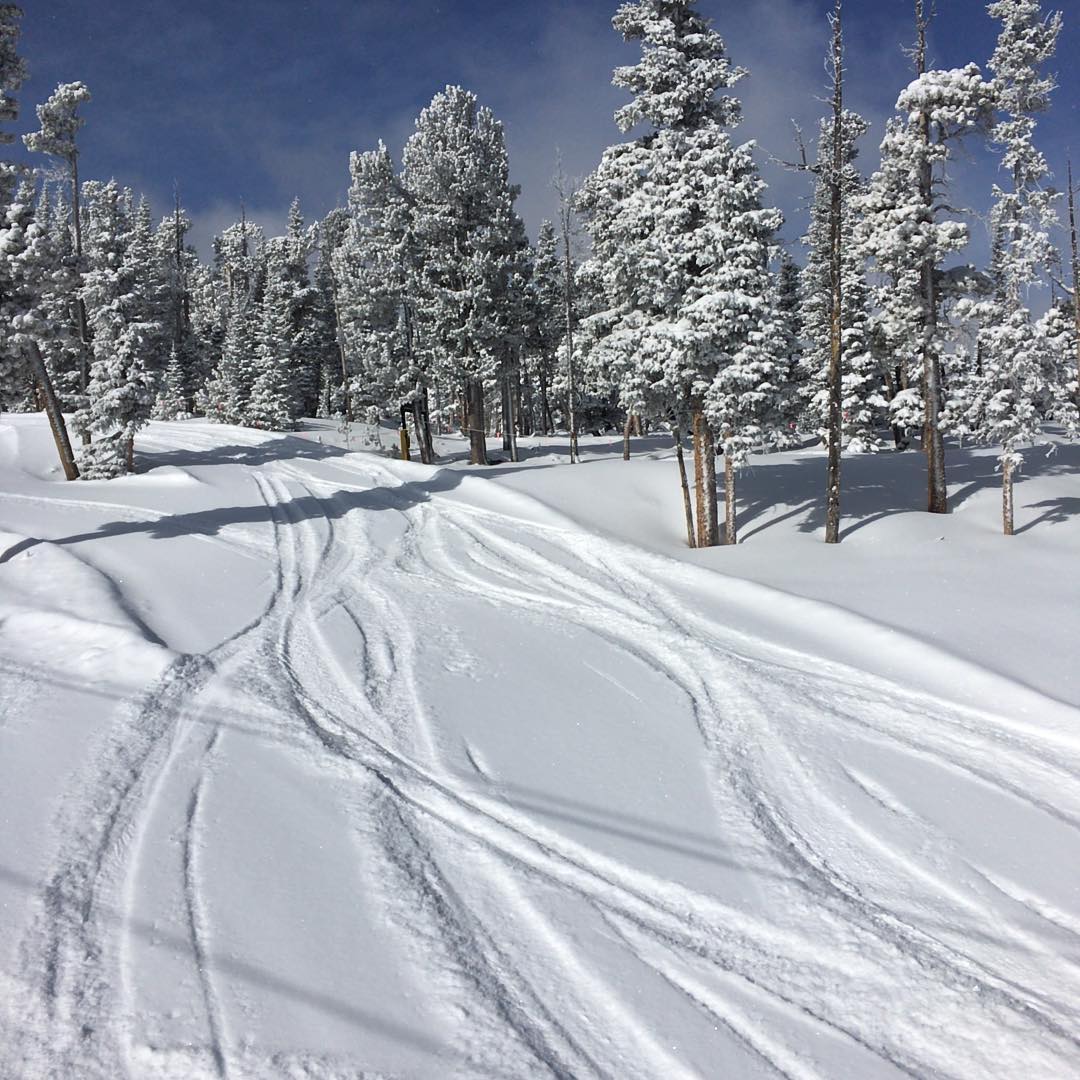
left=1, top=0, right=1076, bottom=546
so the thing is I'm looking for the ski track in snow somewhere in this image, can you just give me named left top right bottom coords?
left=6, top=423, right=1080, bottom=1079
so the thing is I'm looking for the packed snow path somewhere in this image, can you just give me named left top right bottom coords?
left=1, top=418, right=1079, bottom=1079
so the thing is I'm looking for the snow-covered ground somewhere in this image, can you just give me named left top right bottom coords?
left=2, top=413, right=1079, bottom=1079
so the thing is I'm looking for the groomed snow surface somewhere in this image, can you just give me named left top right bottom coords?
left=1, top=414, right=1079, bottom=1080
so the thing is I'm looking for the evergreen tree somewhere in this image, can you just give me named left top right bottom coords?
left=282, top=198, right=321, bottom=416
left=966, top=0, right=1062, bottom=534
left=0, top=5, right=79, bottom=478
left=23, top=81, right=92, bottom=405
left=335, top=142, right=429, bottom=452
left=401, top=85, right=521, bottom=466
left=247, top=239, right=301, bottom=431
left=857, top=7, right=993, bottom=512
left=79, top=182, right=161, bottom=476
left=771, top=252, right=804, bottom=439
left=313, top=207, right=350, bottom=421
left=580, top=0, right=783, bottom=546
left=154, top=343, right=189, bottom=421
left=800, top=110, right=886, bottom=453
left=153, top=197, right=206, bottom=411
left=524, top=220, right=562, bottom=435
left=204, top=292, right=254, bottom=424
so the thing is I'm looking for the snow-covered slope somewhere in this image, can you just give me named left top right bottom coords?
left=1, top=415, right=1078, bottom=1079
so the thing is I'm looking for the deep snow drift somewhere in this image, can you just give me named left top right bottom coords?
left=1, top=414, right=1079, bottom=1079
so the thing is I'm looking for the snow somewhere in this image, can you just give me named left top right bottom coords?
left=2, top=413, right=1079, bottom=1078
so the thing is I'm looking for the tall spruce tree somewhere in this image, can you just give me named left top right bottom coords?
left=580, top=0, right=783, bottom=546
left=335, top=142, right=434, bottom=458
left=247, top=239, right=302, bottom=431
left=800, top=109, right=885, bottom=454
left=966, top=0, right=1062, bottom=535
left=857, top=6, right=993, bottom=512
left=79, top=183, right=162, bottom=476
left=0, top=6, right=78, bottom=478
left=524, top=220, right=562, bottom=436
left=23, top=81, right=92, bottom=409
left=401, top=85, right=520, bottom=466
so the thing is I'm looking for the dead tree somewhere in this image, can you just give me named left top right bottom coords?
left=27, top=341, right=79, bottom=480
left=824, top=0, right=845, bottom=544
left=1069, top=160, right=1080, bottom=408
left=914, top=0, right=948, bottom=514
left=555, top=162, right=580, bottom=464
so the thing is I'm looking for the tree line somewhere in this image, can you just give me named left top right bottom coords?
left=1, top=0, right=1077, bottom=541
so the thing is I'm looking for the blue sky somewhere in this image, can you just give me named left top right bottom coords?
left=12, top=0, right=1080, bottom=265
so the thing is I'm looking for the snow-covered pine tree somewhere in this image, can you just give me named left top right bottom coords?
left=246, top=238, right=301, bottom=431
left=0, top=2, right=23, bottom=172
left=281, top=198, right=322, bottom=417
left=23, top=81, right=92, bottom=408
left=313, top=207, right=350, bottom=421
left=152, top=196, right=205, bottom=414
left=188, top=258, right=225, bottom=414
left=401, top=86, right=520, bottom=466
left=214, top=211, right=265, bottom=306
left=770, top=252, right=804, bottom=439
left=799, top=109, right=886, bottom=454
left=966, top=0, right=1062, bottom=534
left=0, top=185, right=81, bottom=478
left=154, top=344, right=188, bottom=421
left=579, top=0, right=783, bottom=546
left=0, top=6, right=79, bottom=478
left=495, top=209, right=530, bottom=462
left=32, top=184, right=81, bottom=410
left=523, top=220, right=562, bottom=436
left=204, top=291, right=253, bottom=424
left=335, top=142, right=434, bottom=459
left=79, top=182, right=162, bottom=476
left=857, top=5, right=992, bottom=512
left=1034, top=299, right=1077, bottom=430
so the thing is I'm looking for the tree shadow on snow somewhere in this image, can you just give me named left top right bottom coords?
left=0, top=467, right=467, bottom=564
left=734, top=440, right=1080, bottom=541
left=1014, top=496, right=1080, bottom=535
left=139, top=431, right=356, bottom=471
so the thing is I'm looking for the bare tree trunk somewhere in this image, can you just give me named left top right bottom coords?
left=824, top=0, right=845, bottom=545
left=1069, top=161, right=1080, bottom=408
left=722, top=439, right=737, bottom=545
left=412, top=388, right=434, bottom=465
left=915, top=0, right=948, bottom=514
left=506, top=373, right=519, bottom=462
left=466, top=378, right=487, bottom=465
left=27, top=341, right=79, bottom=480
left=1002, top=454, right=1014, bottom=536
left=675, top=426, right=696, bottom=548
left=125, top=434, right=134, bottom=474
left=516, top=359, right=530, bottom=438
left=331, top=282, right=352, bottom=423
left=701, top=418, right=719, bottom=547
left=70, top=155, right=93, bottom=445
left=693, top=412, right=706, bottom=548
left=556, top=169, right=579, bottom=465
left=538, top=362, right=553, bottom=435
left=500, top=372, right=513, bottom=452
left=623, top=414, right=633, bottom=460
left=692, top=411, right=719, bottom=547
